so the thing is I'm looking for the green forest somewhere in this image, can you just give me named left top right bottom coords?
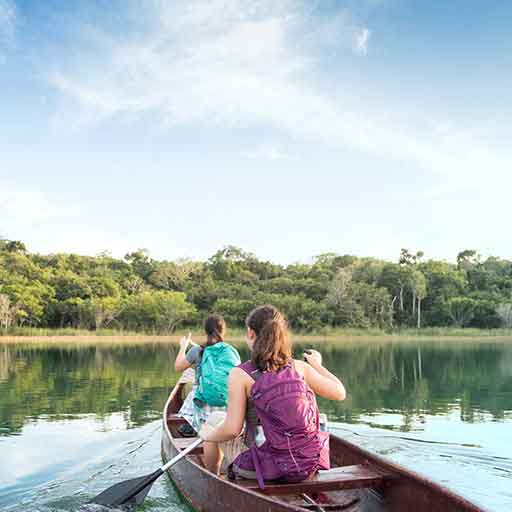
left=1, top=239, right=512, bottom=333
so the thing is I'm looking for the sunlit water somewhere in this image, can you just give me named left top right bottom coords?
left=1, top=340, right=511, bottom=511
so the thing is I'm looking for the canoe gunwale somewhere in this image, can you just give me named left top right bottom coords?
left=161, top=381, right=487, bottom=512
left=161, top=382, right=308, bottom=511
left=328, top=435, right=486, bottom=511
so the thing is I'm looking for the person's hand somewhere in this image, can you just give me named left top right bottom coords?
left=179, top=332, right=192, bottom=350
left=199, top=423, right=215, bottom=442
left=304, top=349, right=323, bottom=367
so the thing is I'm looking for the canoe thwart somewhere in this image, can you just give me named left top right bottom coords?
left=235, top=464, right=394, bottom=495
left=167, top=414, right=188, bottom=424
left=173, top=436, right=203, bottom=455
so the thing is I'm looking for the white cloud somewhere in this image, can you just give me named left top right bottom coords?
left=354, top=27, right=371, bottom=55
left=46, top=0, right=512, bottom=191
left=47, top=1, right=363, bottom=122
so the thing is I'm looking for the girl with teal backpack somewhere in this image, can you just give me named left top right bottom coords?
left=194, top=339, right=241, bottom=407
left=175, top=315, right=241, bottom=469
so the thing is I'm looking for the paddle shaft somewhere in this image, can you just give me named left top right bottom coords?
left=162, top=437, right=203, bottom=472
left=110, top=437, right=203, bottom=506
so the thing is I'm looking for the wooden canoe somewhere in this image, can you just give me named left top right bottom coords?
left=161, top=372, right=486, bottom=512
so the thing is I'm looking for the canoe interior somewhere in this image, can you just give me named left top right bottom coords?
left=162, top=377, right=485, bottom=512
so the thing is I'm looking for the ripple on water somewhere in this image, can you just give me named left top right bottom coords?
left=0, top=419, right=187, bottom=512
left=330, top=421, right=512, bottom=511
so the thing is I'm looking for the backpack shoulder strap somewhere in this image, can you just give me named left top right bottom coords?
left=225, top=342, right=240, bottom=355
left=251, top=368, right=263, bottom=381
left=288, top=359, right=301, bottom=376
left=240, top=360, right=295, bottom=382
left=239, top=360, right=263, bottom=381
left=195, top=346, right=205, bottom=377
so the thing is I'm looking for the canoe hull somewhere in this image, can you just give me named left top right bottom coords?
left=162, top=431, right=306, bottom=512
left=161, top=381, right=486, bottom=512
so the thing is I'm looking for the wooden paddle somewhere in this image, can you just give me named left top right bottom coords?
left=90, top=437, right=202, bottom=508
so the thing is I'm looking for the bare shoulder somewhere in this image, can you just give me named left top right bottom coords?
left=229, top=366, right=253, bottom=398
left=230, top=366, right=252, bottom=383
left=293, top=359, right=307, bottom=377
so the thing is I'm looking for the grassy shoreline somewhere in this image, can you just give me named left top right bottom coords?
left=2, top=326, right=512, bottom=345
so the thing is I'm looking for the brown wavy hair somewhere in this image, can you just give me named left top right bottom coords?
left=246, top=305, right=291, bottom=371
left=204, top=314, right=226, bottom=346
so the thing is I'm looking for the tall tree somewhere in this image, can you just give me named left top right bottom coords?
left=496, top=303, right=512, bottom=328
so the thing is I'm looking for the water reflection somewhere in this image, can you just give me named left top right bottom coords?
left=0, top=343, right=180, bottom=437
left=1, top=340, right=512, bottom=438
left=316, top=341, right=512, bottom=430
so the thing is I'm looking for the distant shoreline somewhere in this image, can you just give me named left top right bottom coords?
left=2, top=327, right=512, bottom=345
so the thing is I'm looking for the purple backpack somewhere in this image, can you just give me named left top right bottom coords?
left=231, top=361, right=330, bottom=489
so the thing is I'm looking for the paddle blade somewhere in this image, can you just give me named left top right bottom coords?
left=89, top=435, right=202, bottom=507
left=90, top=470, right=160, bottom=507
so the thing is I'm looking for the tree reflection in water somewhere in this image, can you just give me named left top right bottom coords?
left=1, top=340, right=512, bottom=437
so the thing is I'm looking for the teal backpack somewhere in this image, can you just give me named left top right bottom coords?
left=194, top=342, right=241, bottom=407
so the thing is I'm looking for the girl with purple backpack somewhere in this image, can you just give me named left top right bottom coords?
left=199, top=305, right=346, bottom=487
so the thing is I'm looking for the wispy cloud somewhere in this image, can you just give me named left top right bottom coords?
left=354, top=27, right=371, bottom=55
left=47, top=1, right=369, bottom=123
left=46, top=0, right=511, bottom=189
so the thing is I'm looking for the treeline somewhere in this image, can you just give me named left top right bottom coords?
left=0, top=239, right=511, bottom=333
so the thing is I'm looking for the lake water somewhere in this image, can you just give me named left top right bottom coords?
left=1, top=339, right=511, bottom=511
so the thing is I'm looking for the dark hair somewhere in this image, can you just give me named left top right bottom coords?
left=246, top=304, right=291, bottom=372
left=204, top=314, right=226, bottom=346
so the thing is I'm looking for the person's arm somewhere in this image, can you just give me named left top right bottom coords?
left=298, top=350, right=346, bottom=401
left=199, top=368, right=248, bottom=442
left=174, top=333, right=193, bottom=372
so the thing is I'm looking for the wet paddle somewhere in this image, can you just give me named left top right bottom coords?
left=90, top=437, right=203, bottom=508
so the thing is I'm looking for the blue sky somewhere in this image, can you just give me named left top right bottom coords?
left=1, top=0, right=510, bottom=264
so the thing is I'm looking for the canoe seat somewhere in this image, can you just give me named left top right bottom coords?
left=167, top=414, right=188, bottom=424
left=173, top=437, right=203, bottom=455
left=235, top=464, right=393, bottom=495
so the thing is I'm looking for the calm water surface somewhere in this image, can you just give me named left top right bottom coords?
left=1, top=339, right=511, bottom=511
